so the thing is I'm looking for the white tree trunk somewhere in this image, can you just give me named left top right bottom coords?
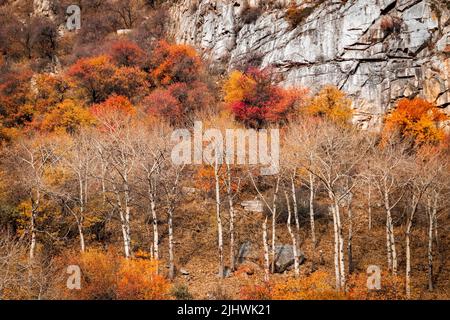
left=427, top=206, right=434, bottom=291
left=384, top=192, right=397, bottom=275
left=148, top=176, right=159, bottom=264
left=271, top=177, right=280, bottom=273
left=331, top=205, right=341, bottom=291
left=405, top=227, right=412, bottom=299
left=347, top=201, right=353, bottom=274
left=368, top=183, right=372, bottom=231
left=78, top=221, right=85, bottom=253
left=214, top=159, right=224, bottom=279
left=308, top=173, right=316, bottom=248
left=226, top=163, right=236, bottom=271
left=285, top=191, right=299, bottom=277
left=263, top=216, right=270, bottom=282
left=290, top=174, right=299, bottom=234
left=335, top=202, right=346, bottom=290
left=168, top=206, right=175, bottom=280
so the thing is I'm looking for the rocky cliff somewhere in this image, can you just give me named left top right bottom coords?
left=169, top=0, right=450, bottom=128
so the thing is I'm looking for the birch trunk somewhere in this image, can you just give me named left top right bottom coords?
left=226, top=163, right=236, bottom=271
left=147, top=174, right=159, bottom=263
left=290, top=173, right=300, bottom=234
left=405, top=195, right=419, bottom=299
left=331, top=205, right=341, bottom=291
left=308, top=173, right=316, bottom=248
left=384, top=191, right=397, bottom=275
left=427, top=207, right=434, bottom=291
left=271, top=177, right=280, bottom=273
left=335, top=201, right=346, bottom=290
left=114, top=184, right=131, bottom=259
left=214, top=158, right=224, bottom=279
left=263, top=216, right=270, bottom=282
left=285, top=191, right=299, bottom=277
left=368, top=183, right=372, bottom=231
left=168, top=206, right=175, bottom=280
left=347, top=201, right=353, bottom=274
left=29, top=190, right=40, bottom=263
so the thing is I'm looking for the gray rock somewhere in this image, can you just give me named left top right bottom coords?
left=274, top=244, right=305, bottom=273
left=237, top=242, right=305, bottom=273
left=237, top=241, right=259, bottom=264
left=169, top=0, right=450, bottom=129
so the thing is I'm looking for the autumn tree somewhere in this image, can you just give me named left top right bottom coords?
left=150, top=40, right=204, bottom=86
left=305, top=85, right=353, bottom=126
left=143, top=81, right=215, bottom=126
left=108, top=40, right=147, bottom=67
left=223, top=68, right=308, bottom=128
left=67, top=56, right=148, bottom=103
left=382, top=97, right=448, bottom=147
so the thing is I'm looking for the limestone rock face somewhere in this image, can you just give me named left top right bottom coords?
left=169, top=0, right=450, bottom=129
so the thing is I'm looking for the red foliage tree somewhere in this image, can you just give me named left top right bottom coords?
left=67, top=55, right=117, bottom=103
left=91, top=94, right=136, bottom=130
left=143, top=81, right=214, bottom=125
left=150, top=40, right=203, bottom=86
left=224, top=68, right=308, bottom=128
left=109, top=40, right=147, bottom=67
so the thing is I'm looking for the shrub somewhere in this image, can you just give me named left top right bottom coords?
left=240, top=282, right=272, bottom=300
left=171, top=283, right=194, bottom=300
left=64, top=249, right=169, bottom=300
left=117, top=258, right=169, bottom=300
left=271, top=271, right=346, bottom=300
left=241, top=6, right=263, bottom=24
left=346, top=271, right=406, bottom=300
left=285, top=4, right=315, bottom=29
left=380, top=16, right=402, bottom=35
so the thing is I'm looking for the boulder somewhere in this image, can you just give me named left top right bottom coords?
left=274, top=244, right=305, bottom=273
left=237, top=242, right=305, bottom=273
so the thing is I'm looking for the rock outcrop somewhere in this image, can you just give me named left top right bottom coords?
left=169, top=0, right=450, bottom=129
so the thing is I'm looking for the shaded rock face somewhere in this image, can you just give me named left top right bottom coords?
left=170, top=0, right=450, bottom=129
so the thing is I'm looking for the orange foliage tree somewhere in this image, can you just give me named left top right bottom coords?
left=67, top=55, right=148, bottom=103
left=32, top=73, right=69, bottom=114
left=150, top=40, right=203, bottom=86
left=382, top=97, right=448, bottom=147
left=223, top=68, right=308, bottom=128
left=39, top=99, right=95, bottom=133
left=64, top=249, right=169, bottom=300
left=305, top=85, right=353, bottom=125
left=0, top=70, right=33, bottom=127
left=91, top=94, right=136, bottom=130
left=109, top=39, right=147, bottom=67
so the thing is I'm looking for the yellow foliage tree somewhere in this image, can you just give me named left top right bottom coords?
left=40, top=99, right=95, bottom=133
left=305, top=85, right=353, bottom=125
left=223, top=70, right=256, bottom=104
